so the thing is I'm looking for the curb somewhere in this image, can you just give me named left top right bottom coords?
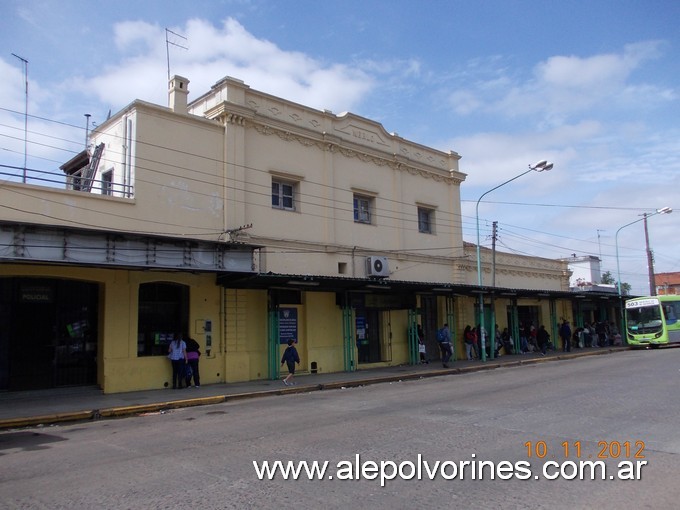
left=0, top=347, right=629, bottom=430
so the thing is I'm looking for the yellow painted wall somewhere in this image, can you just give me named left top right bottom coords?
left=387, top=310, right=410, bottom=364
left=1, top=264, right=224, bottom=394
left=303, top=292, right=345, bottom=374
left=224, top=289, right=268, bottom=382
left=104, top=271, right=222, bottom=393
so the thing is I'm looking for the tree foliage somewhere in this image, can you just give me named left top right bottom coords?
left=601, top=271, right=632, bottom=294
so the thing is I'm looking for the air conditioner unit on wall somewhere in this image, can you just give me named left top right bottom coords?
left=366, top=256, right=389, bottom=278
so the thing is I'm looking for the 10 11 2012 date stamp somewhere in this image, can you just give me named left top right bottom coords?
left=524, top=440, right=646, bottom=460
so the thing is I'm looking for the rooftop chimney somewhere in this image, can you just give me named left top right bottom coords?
left=168, top=75, right=189, bottom=113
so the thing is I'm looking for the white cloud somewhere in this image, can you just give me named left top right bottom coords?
left=447, top=41, right=670, bottom=123
left=70, top=17, right=374, bottom=114
left=114, top=20, right=164, bottom=54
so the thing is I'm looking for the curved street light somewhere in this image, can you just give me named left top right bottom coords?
left=615, top=206, right=672, bottom=343
left=475, top=160, right=553, bottom=361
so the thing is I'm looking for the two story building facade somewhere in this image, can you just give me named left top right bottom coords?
left=0, top=76, right=616, bottom=393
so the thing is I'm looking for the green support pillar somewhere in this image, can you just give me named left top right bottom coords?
left=407, top=309, right=419, bottom=365
left=575, top=300, right=584, bottom=329
left=550, top=300, right=558, bottom=351
left=342, top=305, right=356, bottom=372
left=510, top=300, right=520, bottom=355
left=488, top=296, right=496, bottom=360
left=445, top=296, right=456, bottom=361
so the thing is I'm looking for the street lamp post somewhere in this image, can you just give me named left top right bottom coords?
left=615, top=206, right=672, bottom=343
left=475, top=160, right=553, bottom=361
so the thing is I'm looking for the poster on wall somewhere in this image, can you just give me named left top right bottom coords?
left=279, top=307, right=298, bottom=344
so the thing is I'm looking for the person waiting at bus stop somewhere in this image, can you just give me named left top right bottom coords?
left=560, top=320, right=572, bottom=352
left=537, top=325, right=550, bottom=356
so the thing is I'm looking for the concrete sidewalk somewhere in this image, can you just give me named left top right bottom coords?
left=0, top=347, right=627, bottom=429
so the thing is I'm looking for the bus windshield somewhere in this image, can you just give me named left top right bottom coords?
left=626, top=305, right=663, bottom=335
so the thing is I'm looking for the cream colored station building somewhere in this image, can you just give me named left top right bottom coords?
left=0, top=76, right=616, bottom=393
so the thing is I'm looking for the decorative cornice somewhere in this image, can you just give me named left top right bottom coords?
left=251, top=123, right=461, bottom=184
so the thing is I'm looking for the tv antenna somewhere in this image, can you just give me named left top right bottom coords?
left=165, top=28, right=188, bottom=80
left=597, top=229, right=605, bottom=262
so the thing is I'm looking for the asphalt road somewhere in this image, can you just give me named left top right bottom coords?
left=1, top=348, right=679, bottom=509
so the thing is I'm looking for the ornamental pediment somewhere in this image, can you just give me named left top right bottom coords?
left=334, top=122, right=390, bottom=149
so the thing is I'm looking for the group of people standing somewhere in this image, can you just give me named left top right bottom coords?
left=417, top=321, right=555, bottom=366
left=560, top=320, right=621, bottom=351
left=167, top=334, right=201, bottom=389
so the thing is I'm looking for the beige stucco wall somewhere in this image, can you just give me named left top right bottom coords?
left=462, top=245, right=570, bottom=291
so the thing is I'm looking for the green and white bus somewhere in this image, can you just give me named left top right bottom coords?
left=624, top=295, right=680, bottom=346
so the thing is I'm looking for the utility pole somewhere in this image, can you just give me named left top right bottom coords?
left=642, top=213, right=656, bottom=296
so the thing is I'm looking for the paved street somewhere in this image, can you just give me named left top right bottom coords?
left=1, top=348, right=679, bottom=509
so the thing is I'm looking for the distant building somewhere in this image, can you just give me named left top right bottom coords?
left=559, top=255, right=615, bottom=293
left=655, top=272, right=680, bottom=295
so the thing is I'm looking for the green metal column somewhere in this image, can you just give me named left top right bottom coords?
left=407, top=309, right=419, bottom=365
left=510, top=299, right=520, bottom=354
left=489, top=296, right=496, bottom=360
left=445, top=296, right=456, bottom=361
left=575, top=300, right=584, bottom=329
left=549, top=299, right=558, bottom=350
left=267, top=307, right=280, bottom=380
left=342, top=305, right=356, bottom=372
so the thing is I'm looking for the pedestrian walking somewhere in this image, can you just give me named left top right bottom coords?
left=281, top=339, right=300, bottom=386
left=437, top=323, right=453, bottom=368
left=463, top=325, right=475, bottom=360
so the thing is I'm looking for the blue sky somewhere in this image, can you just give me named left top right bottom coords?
left=1, top=0, right=679, bottom=294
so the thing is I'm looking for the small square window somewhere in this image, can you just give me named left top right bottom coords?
left=272, top=180, right=295, bottom=210
left=418, top=207, right=434, bottom=234
left=353, top=195, right=372, bottom=224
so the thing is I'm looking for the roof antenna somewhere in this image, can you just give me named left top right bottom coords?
left=165, top=28, right=188, bottom=80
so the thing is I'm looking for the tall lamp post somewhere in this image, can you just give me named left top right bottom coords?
left=615, top=206, right=672, bottom=343
left=475, top=159, right=553, bottom=361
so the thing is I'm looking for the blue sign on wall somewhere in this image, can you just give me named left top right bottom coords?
left=279, top=307, right=298, bottom=344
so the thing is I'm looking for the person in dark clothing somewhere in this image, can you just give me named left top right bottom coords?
left=500, top=328, right=514, bottom=355
left=537, top=325, right=550, bottom=356
left=560, top=320, right=572, bottom=352
left=184, top=337, right=201, bottom=388
left=281, top=339, right=301, bottom=386
left=438, top=323, right=453, bottom=368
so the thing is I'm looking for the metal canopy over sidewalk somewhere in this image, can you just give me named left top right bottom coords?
left=217, top=272, right=616, bottom=301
